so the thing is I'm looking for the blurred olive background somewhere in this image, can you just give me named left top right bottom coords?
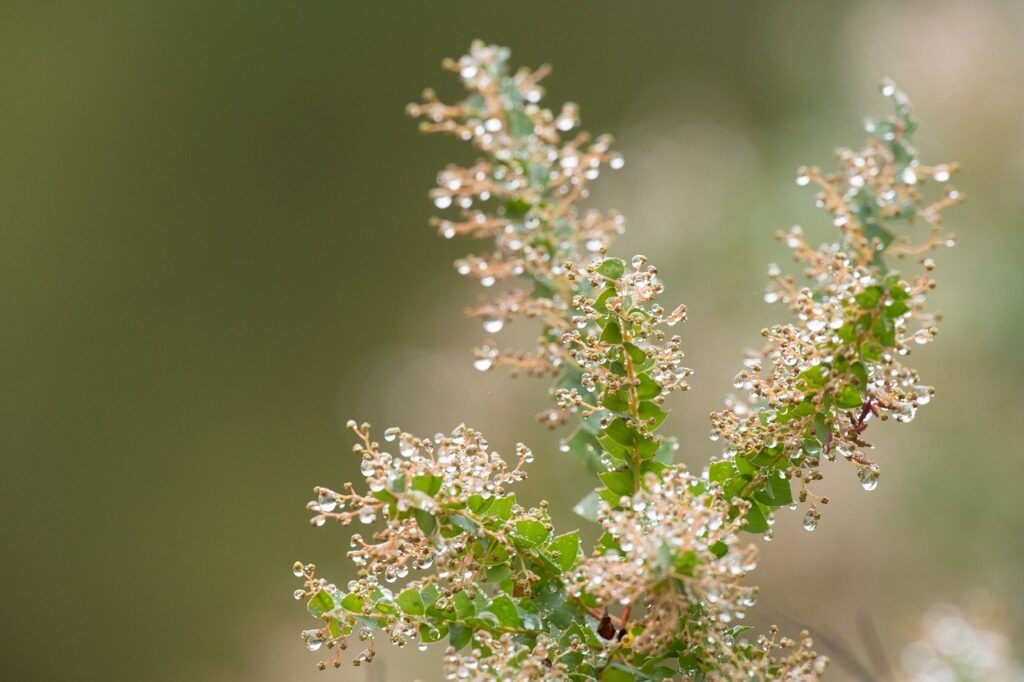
left=2, top=1, right=1022, bottom=680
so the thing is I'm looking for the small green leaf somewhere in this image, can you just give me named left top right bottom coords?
left=449, top=623, right=472, bottom=650
left=602, top=388, right=630, bottom=413
left=636, top=374, right=661, bottom=399
left=599, top=470, right=635, bottom=496
left=768, top=473, right=793, bottom=506
left=597, top=258, right=625, bottom=279
left=396, top=588, right=424, bottom=616
left=708, top=460, right=737, bottom=483
left=512, top=520, right=550, bottom=548
left=872, top=314, right=896, bottom=347
left=487, top=495, right=516, bottom=521
left=448, top=515, right=478, bottom=533
left=547, top=531, right=581, bottom=572
left=307, top=589, right=335, bottom=618
left=453, top=590, right=475, bottom=619
left=604, top=418, right=636, bottom=447
left=573, top=491, right=601, bottom=522
left=411, top=474, right=443, bottom=496
left=835, top=385, right=864, bottom=409
left=414, top=509, right=436, bottom=535
left=340, top=592, right=363, bottom=612
left=488, top=594, right=522, bottom=628
left=600, top=320, right=623, bottom=344
left=638, top=400, right=667, bottom=429
left=742, top=502, right=769, bottom=533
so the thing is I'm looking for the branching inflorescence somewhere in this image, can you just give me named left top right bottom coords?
left=293, top=42, right=961, bottom=680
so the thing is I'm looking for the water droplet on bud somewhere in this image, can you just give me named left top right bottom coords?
left=859, top=465, right=880, bottom=491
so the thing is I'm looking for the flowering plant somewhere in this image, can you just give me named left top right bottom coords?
left=293, top=42, right=961, bottom=680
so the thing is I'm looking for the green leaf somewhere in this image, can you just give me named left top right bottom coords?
left=860, top=340, right=883, bottom=363
left=604, top=418, right=636, bottom=447
left=506, top=109, right=535, bottom=138
left=854, top=286, right=884, bottom=310
left=602, top=388, right=630, bottom=413
left=486, top=563, right=512, bottom=583
left=600, top=470, right=635, bottom=496
left=742, top=502, right=769, bottom=533
left=448, top=514, right=478, bottom=534
left=798, top=364, right=828, bottom=390
left=597, top=258, right=625, bottom=279
left=623, top=342, right=647, bottom=364
left=411, top=474, right=443, bottom=496
left=638, top=400, right=667, bottom=430
left=636, top=373, right=661, bottom=399
left=512, top=520, right=550, bottom=548
left=835, top=385, right=863, bottom=409
left=566, top=429, right=604, bottom=475
left=449, top=623, right=472, bottom=650
left=600, top=320, right=623, bottom=344
left=307, top=589, right=335, bottom=618
left=708, top=460, right=737, bottom=483
left=414, top=509, right=436, bottom=535
left=872, top=314, right=896, bottom=347
left=453, top=590, right=475, bottom=619
left=340, top=592, right=363, bottom=612
left=597, top=433, right=628, bottom=461
left=573, top=491, right=601, bottom=522
left=601, top=665, right=637, bottom=682
left=488, top=594, right=523, bottom=628
left=547, top=531, right=581, bottom=572
left=396, top=588, right=425, bottom=616
left=594, top=287, right=616, bottom=313
left=419, top=622, right=447, bottom=643
left=487, top=495, right=516, bottom=521
left=768, top=473, right=793, bottom=506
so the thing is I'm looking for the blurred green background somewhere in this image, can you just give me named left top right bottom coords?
left=2, top=1, right=1022, bottom=679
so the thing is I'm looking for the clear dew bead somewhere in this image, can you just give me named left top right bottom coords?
left=803, top=510, right=819, bottom=532
left=473, top=357, right=492, bottom=372
left=384, top=427, right=399, bottom=442
left=317, top=492, right=337, bottom=513
left=292, top=561, right=305, bottom=577
left=302, top=630, right=324, bottom=652
left=293, top=589, right=305, bottom=600
left=482, top=317, right=504, bottom=333
left=358, top=506, right=376, bottom=524
left=859, top=465, right=880, bottom=491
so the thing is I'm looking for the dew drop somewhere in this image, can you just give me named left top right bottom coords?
left=433, top=195, right=452, bottom=210
left=859, top=465, right=880, bottom=491
left=473, top=357, right=492, bottom=372
left=384, top=427, right=400, bottom=442
left=317, top=492, right=337, bottom=513
left=482, top=317, right=504, bottom=333
left=802, top=510, right=819, bottom=532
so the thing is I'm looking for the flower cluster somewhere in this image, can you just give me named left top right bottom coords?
left=292, top=43, right=963, bottom=681
left=572, top=467, right=757, bottom=654
left=708, top=80, right=962, bottom=534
